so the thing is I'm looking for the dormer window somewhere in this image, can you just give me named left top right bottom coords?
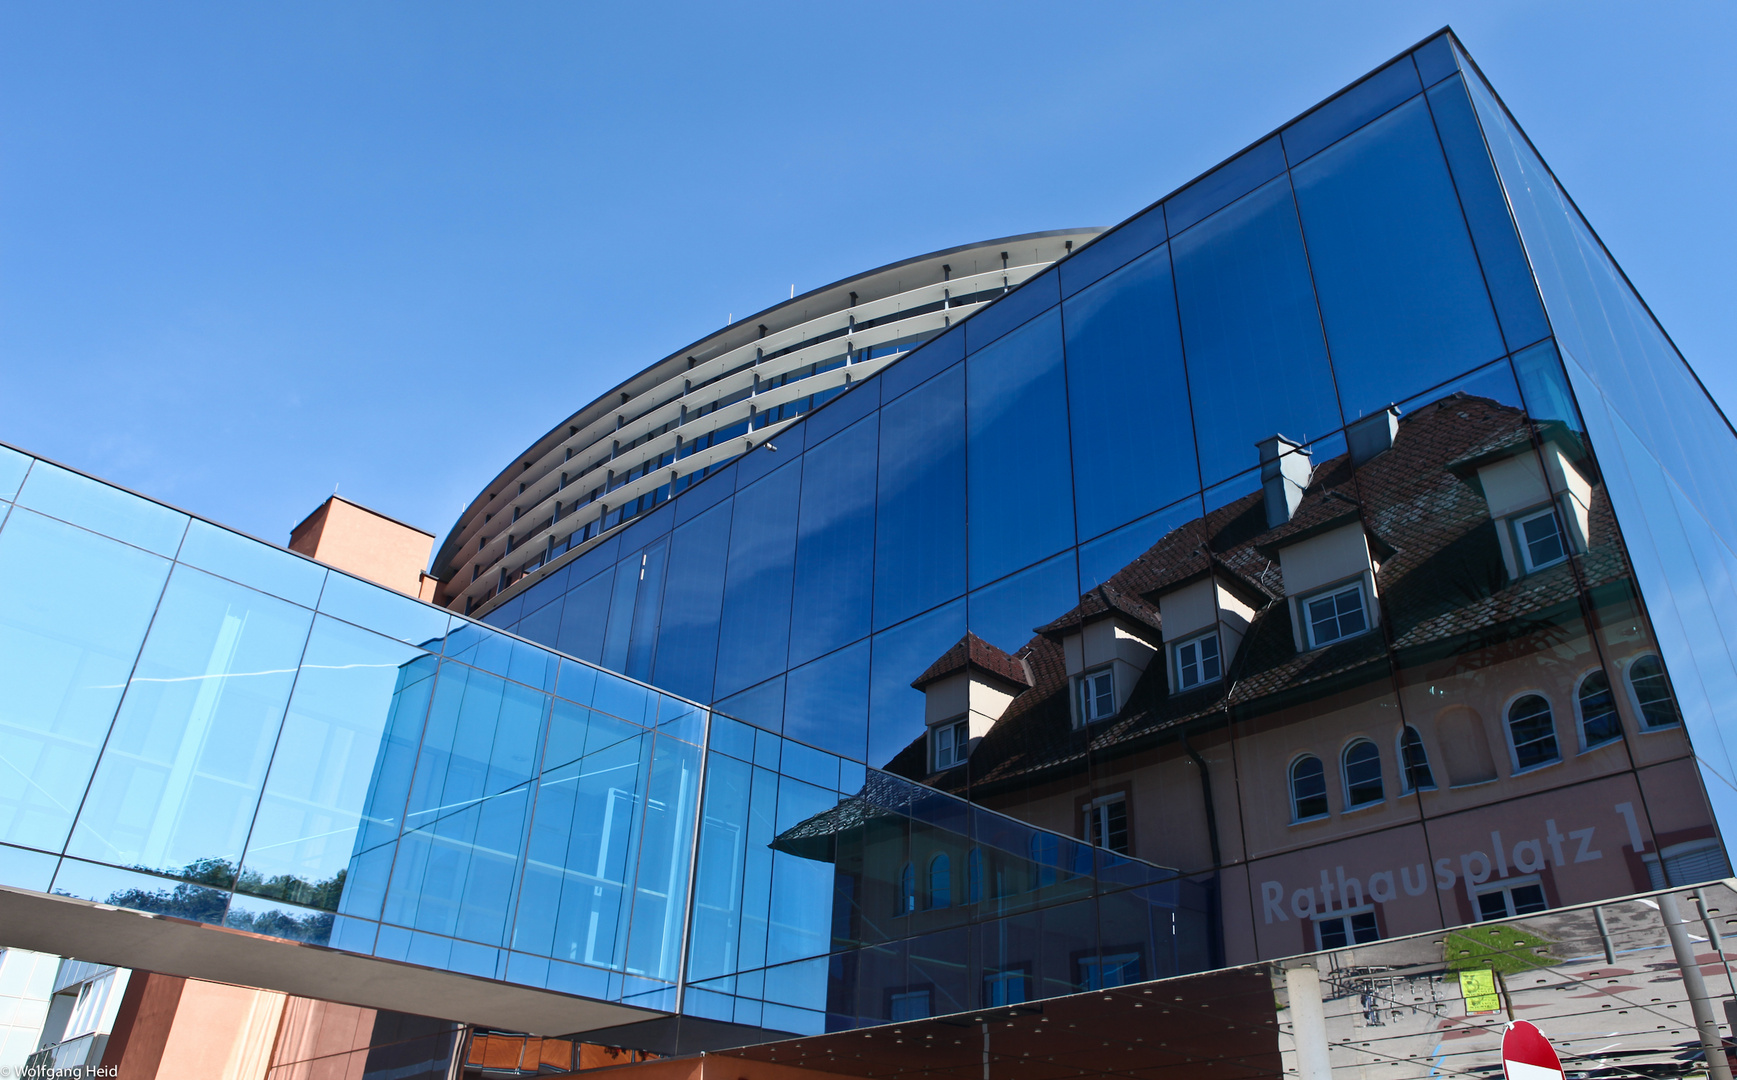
left=1078, top=668, right=1116, bottom=723
left=1173, top=630, right=1221, bottom=691
left=932, top=718, right=970, bottom=770
left=1514, top=506, right=1568, bottom=572
left=1303, top=581, right=1369, bottom=649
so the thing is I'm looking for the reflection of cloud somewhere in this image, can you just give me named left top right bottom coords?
left=96, top=661, right=404, bottom=689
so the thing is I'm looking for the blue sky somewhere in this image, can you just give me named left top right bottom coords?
left=2, top=2, right=1731, bottom=556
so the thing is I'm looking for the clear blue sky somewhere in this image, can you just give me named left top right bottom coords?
left=2, top=2, right=1731, bottom=557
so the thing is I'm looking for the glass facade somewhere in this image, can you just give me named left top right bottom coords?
left=2, top=27, right=1734, bottom=1056
left=488, top=27, right=1734, bottom=995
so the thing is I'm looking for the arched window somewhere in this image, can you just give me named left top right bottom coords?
left=1507, top=694, right=1560, bottom=770
left=1342, top=740, right=1383, bottom=807
left=1577, top=670, right=1621, bottom=747
left=1628, top=655, right=1681, bottom=729
left=1398, top=727, right=1435, bottom=792
left=1290, top=755, right=1328, bottom=821
left=928, top=854, right=951, bottom=909
left=898, top=862, right=915, bottom=915
left=968, top=848, right=983, bottom=905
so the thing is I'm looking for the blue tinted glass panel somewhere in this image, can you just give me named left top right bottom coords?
left=481, top=591, right=524, bottom=628
left=1061, top=206, right=1166, bottom=298
left=651, top=500, right=733, bottom=703
left=714, top=462, right=802, bottom=699
left=67, top=566, right=313, bottom=879
left=555, top=567, right=613, bottom=664
left=1292, top=95, right=1503, bottom=419
left=0, top=510, right=171, bottom=851
left=964, top=268, right=1060, bottom=353
left=1510, top=341, right=1584, bottom=431
left=318, top=572, right=450, bottom=650
left=1165, top=137, right=1286, bottom=235
left=783, top=640, right=870, bottom=761
left=1412, top=35, right=1458, bottom=86
left=600, top=553, right=642, bottom=672
left=714, top=677, right=785, bottom=735
left=625, top=538, right=669, bottom=682
left=968, top=551, right=1077, bottom=656
left=1063, top=244, right=1198, bottom=540
left=517, top=596, right=563, bottom=650
left=803, top=379, right=880, bottom=450
left=1172, top=174, right=1341, bottom=485
left=791, top=416, right=878, bottom=666
left=881, top=328, right=964, bottom=404
left=1078, top=496, right=1203, bottom=593
left=53, top=859, right=230, bottom=925
left=618, top=502, right=674, bottom=553
left=0, top=447, right=32, bottom=500
left=1426, top=76, right=1550, bottom=350
left=868, top=599, right=964, bottom=770
left=967, top=309, right=1074, bottom=588
left=623, top=735, right=700, bottom=981
left=1282, top=58, right=1421, bottom=164
left=874, top=364, right=966, bottom=631
left=18, top=461, right=188, bottom=556
left=178, top=519, right=327, bottom=608
left=0, top=844, right=56, bottom=891
left=240, top=617, right=435, bottom=914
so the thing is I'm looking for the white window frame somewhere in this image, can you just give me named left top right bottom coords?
left=1340, top=738, right=1384, bottom=809
left=1172, top=629, right=1222, bottom=691
left=1078, top=667, right=1116, bottom=724
left=1289, top=753, right=1330, bottom=824
left=1312, top=906, right=1380, bottom=950
left=932, top=717, right=970, bottom=771
left=1301, top=580, right=1370, bottom=650
left=1513, top=505, right=1570, bottom=573
left=1471, top=875, right=1548, bottom=921
left=1573, top=668, right=1623, bottom=751
left=1503, top=691, right=1562, bottom=774
left=1396, top=726, right=1436, bottom=794
left=1625, top=653, right=1682, bottom=730
left=1083, top=792, right=1130, bottom=855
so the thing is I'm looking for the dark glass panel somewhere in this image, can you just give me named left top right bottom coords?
left=674, top=457, right=739, bottom=523
left=650, top=500, right=733, bottom=703
left=791, top=416, right=879, bottom=666
left=966, top=309, right=1074, bottom=588
left=554, top=567, right=613, bottom=664
left=1291, top=95, right=1504, bottom=420
left=963, top=268, right=1060, bottom=353
left=868, top=600, right=965, bottom=771
left=874, top=363, right=966, bottom=631
left=1165, top=137, right=1286, bottom=235
left=617, top=502, right=674, bottom=553
left=1172, top=174, right=1340, bottom=486
left=784, top=640, right=870, bottom=762
left=803, top=378, right=881, bottom=450
left=1425, top=76, right=1550, bottom=351
left=1412, top=34, right=1458, bottom=86
left=517, top=596, right=563, bottom=651
left=623, top=537, right=670, bottom=681
left=1063, top=244, right=1198, bottom=541
left=714, top=462, right=802, bottom=699
left=0, top=510, right=171, bottom=852
left=1060, top=205, right=1167, bottom=298
left=1282, top=57, right=1421, bottom=165
left=880, top=326, right=964, bottom=405
left=66, top=566, right=313, bottom=879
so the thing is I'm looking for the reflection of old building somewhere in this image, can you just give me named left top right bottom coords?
left=894, top=392, right=1722, bottom=965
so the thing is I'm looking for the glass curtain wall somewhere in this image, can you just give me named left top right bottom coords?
left=494, top=28, right=1728, bottom=994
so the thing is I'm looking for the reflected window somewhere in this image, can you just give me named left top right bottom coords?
left=889, top=990, right=931, bottom=1022
left=968, top=848, right=983, bottom=904
left=984, top=969, right=1027, bottom=1006
left=1507, top=694, right=1560, bottom=770
left=1083, top=794, right=1129, bottom=854
left=1342, top=740, right=1383, bottom=808
left=1315, top=910, right=1379, bottom=949
left=1303, top=582, right=1368, bottom=648
left=1475, top=880, right=1547, bottom=921
left=1290, top=755, right=1328, bottom=821
left=1029, top=833, right=1059, bottom=889
left=1576, top=670, right=1622, bottom=747
left=1078, top=667, right=1116, bottom=723
left=932, top=718, right=970, bottom=771
left=927, top=854, right=951, bottom=910
left=1514, top=507, right=1568, bottom=571
left=898, top=862, right=915, bottom=915
left=1628, top=655, right=1681, bottom=729
left=1080, top=952, right=1141, bottom=990
left=1173, top=630, right=1221, bottom=691
left=1398, top=727, right=1435, bottom=793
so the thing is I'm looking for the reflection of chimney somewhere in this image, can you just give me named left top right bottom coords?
left=1348, top=407, right=1401, bottom=466
left=1257, top=435, right=1312, bottom=529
